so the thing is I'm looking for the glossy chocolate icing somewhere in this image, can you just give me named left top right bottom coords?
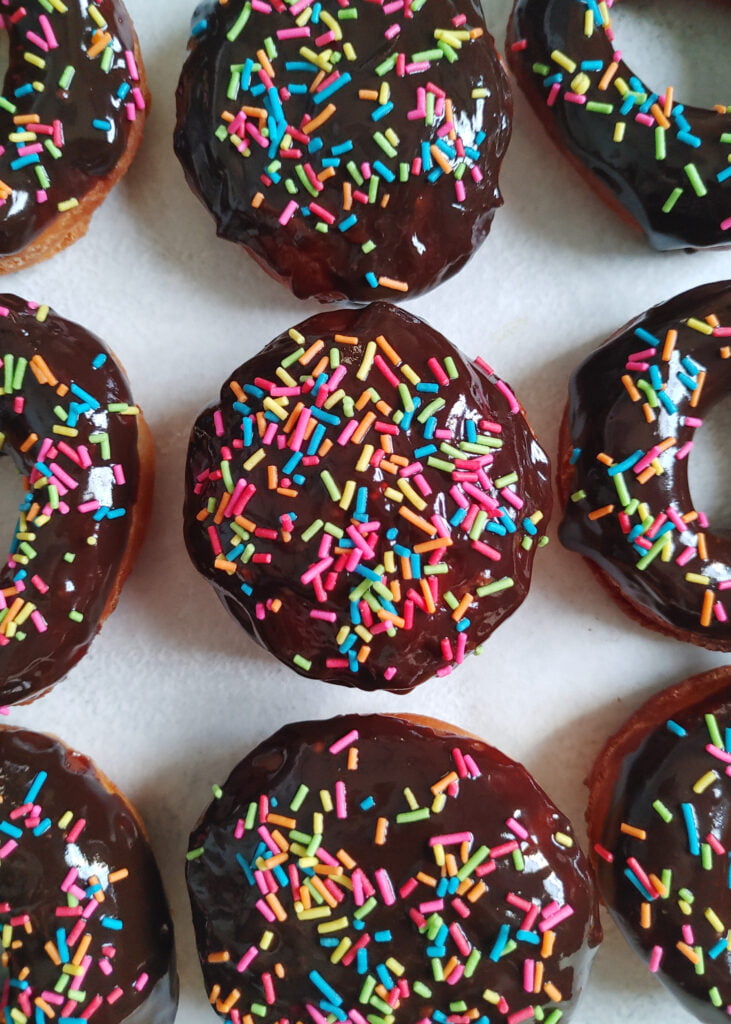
left=0, top=726, right=177, bottom=1024
left=0, top=0, right=142, bottom=257
left=507, top=0, right=731, bottom=250
left=187, top=714, right=601, bottom=1024
left=174, top=0, right=512, bottom=302
left=0, top=294, right=146, bottom=704
left=559, top=280, right=731, bottom=649
left=588, top=668, right=731, bottom=1021
left=183, top=302, right=551, bottom=693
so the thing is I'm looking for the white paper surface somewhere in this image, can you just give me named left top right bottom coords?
left=4, top=1, right=731, bottom=1021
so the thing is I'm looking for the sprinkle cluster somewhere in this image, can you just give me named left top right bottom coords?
left=0, top=0, right=144, bottom=227
left=510, top=0, right=731, bottom=242
left=188, top=722, right=591, bottom=1024
left=564, top=303, right=731, bottom=637
left=0, top=760, right=145, bottom=1022
left=192, top=0, right=499, bottom=294
left=596, top=705, right=731, bottom=1013
left=187, top=309, right=549, bottom=689
left=0, top=301, right=137, bottom=651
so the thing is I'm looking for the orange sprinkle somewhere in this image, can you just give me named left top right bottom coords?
left=650, top=103, right=670, bottom=129
left=621, top=373, right=641, bottom=401
left=657, top=436, right=677, bottom=453
left=251, top=191, right=264, bottom=208
left=214, top=557, right=237, bottom=575
left=358, top=89, right=378, bottom=100
left=640, top=902, right=652, bottom=929
left=302, top=103, right=336, bottom=134
left=642, top=403, right=656, bottom=423
left=265, top=893, right=288, bottom=921
left=351, top=411, right=376, bottom=444
left=596, top=452, right=614, bottom=466
left=208, top=985, right=221, bottom=1006
left=378, top=276, right=408, bottom=293
left=637, top=466, right=658, bottom=484
left=13, top=114, right=41, bottom=125
left=334, top=333, right=358, bottom=345
left=541, top=931, right=556, bottom=959
left=697, top=533, right=708, bottom=561
left=662, top=328, right=677, bottom=361
left=229, top=380, right=246, bottom=401
left=375, top=817, right=388, bottom=845
left=87, top=30, right=112, bottom=58
left=533, top=961, right=544, bottom=994
left=267, top=465, right=278, bottom=490
left=690, top=369, right=706, bottom=408
left=72, top=934, right=91, bottom=966
left=342, top=182, right=353, bottom=211
left=700, top=589, right=715, bottom=627
left=347, top=746, right=358, bottom=771
left=317, top=166, right=336, bottom=183
left=598, top=60, right=618, bottom=90
left=620, top=822, right=647, bottom=840
left=588, top=504, right=614, bottom=520
left=414, top=537, right=452, bottom=554
left=431, top=770, right=458, bottom=794
left=337, top=848, right=357, bottom=870
left=44, top=942, right=61, bottom=967
left=648, top=873, right=668, bottom=898
left=420, top=577, right=436, bottom=613
left=19, top=433, right=38, bottom=452
left=256, top=49, right=275, bottom=78
left=676, top=941, right=700, bottom=965
left=218, top=989, right=242, bottom=1014
left=376, top=334, right=401, bottom=365
left=267, top=813, right=296, bottom=829
left=451, top=594, right=473, bottom=621
left=207, top=952, right=231, bottom=964
left=543, top=981, right=562, bottom=1002
left=400, top=507, right=437, bottom=535
left=466, top=881, right=486, bottom=903
left=663, top=86, right=674, bottom=117
left=721, top=346, right=731, bottom=359
left=299, top=339, right=325, bottom=365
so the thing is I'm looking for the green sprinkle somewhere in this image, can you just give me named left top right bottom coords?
left=476, top=578, right=515, bottom=597
left=684, top=163, right=707, bottom=197
left=186, top=847, right=205, bottom=861
left=290, top=784, right=309, bottom=811
left=293, top=654, right=312, bottom=671
left=68, top=610, right=84, bottom=623
left=652, top=800, right=673, bottom=823
left=395, top=808, right=431, bottom=824
left=662, top=186, right=684, bottom=213
left=227, top=3, right=252, bottom=41
left=655, top=126, right=666, bottom=161
left=705, top=713, right=724, bottom=749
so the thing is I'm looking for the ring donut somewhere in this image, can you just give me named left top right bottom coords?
left=558, top=280, right=731, bottom=650
left=0, top=725, right=178, bottom=1024
left=506, top=0, right=731, bottom=250
left=0, top=1, right=148, bottom=272
left=587, top=665, right=731, bottom=1020
left=174, top=0, right=512, bottom=302
left=0, top=294, right=154, bottom=705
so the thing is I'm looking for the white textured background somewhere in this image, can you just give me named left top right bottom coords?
left=3, top=0, right=731, bottom=1021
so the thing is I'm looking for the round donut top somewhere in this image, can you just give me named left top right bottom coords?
left=184, top=303, right=551, bottom=693
left=559, top=280, right=731, bottom=649
left=174, top=0, right=511, bottom=302
left=507, top=0, right=731, bottom=250
left=0, top=294, right=145, bottom=705
left=0, top=1, right=144, bottom=257
left=589, top=673, right=731, bottom=1021
left=187, top=714, right=601, bottom=1024
left=0, top=726, right=177, bottom=1024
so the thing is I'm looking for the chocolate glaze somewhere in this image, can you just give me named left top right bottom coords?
left=187, top=714, right=601, bottom=1024
left=507, top=0, right=731, bottom=250
left=174, top=0, right=511, bottom=303
left=0, top=726, right=177, bottom=1024
left=0, top=294, right=146, bottom=704
left=559, top=280, right=731, bottom=649
left=0, top=1, right=142, bottom=257
left=183, top=302, right=551, bottom=693
left=588, top=668, right=731, bottom=1021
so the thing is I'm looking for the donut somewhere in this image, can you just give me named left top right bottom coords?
left=0, top=294, right=155, bottom=705
left=587, top=666, right=731, bottom=1020
left=0, top=725, right=178, bottom=1024
left=173, top=0, right=512, bottom=302
left=506, top=0, right=731, bottom=250
left=0, top=1, right=148, bottom=272
left=186, top=713, right=602, bottom=1024
left=558, top=280, right=731, bottom=650
left=183, top=302, right=551, bottom=693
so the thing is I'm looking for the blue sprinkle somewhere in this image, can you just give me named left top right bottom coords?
left=371, top=102, right=394, bottom=121
left=91, top=354, right=108, bottom=369
left=516, top=929, right=541, bottom=945
left=365, top=272, right=378, bottom=288
left=100, top=917, right=124, bottom=930
left=93, top=118, right=112, bottom=132
left=373, top=160, right=395, bottom=182
left=624, top=867, right=656, bottom=901
left=191, top=18, right=208, bottom=36
left=634, top=327, right=660, bottom=346
left=657, top=389, right=677, bottom=414
left=339, top=214, right=358, bottom=232
left=25, top=771, right=47, bottom=804
left=608, top=450, right=643, bottom=475
left=360, top=796, right=375, bottom=811
left=489, top=923, right=511, bottom=962
left=681, top=802, right=700, bottom=856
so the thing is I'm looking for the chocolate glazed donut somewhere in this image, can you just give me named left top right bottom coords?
left=559, top=280, right=731, bottom=649
left=0, top=1, right=148, bottom=271
left=187, top=714, right=602, bottom=1024
left=587, top=666, right=731, bottom=1021
left=184, top=303, right=551, bottom=693
left=0, top=295, right=154, bottom=705
left=0, top=726, right=178, bottom=1024
left=174, top=0, right=512, bottom=302
left=506, top=0, right=731, bottom=250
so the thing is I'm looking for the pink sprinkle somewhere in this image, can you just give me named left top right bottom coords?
left=684, top=416, right=703, bottom=428
left=384, top=666, right=397, bottom=680
left=648, top=945, right=664, bottom=973
left=676, top=440, right=694, bottom=460
left=213, top=409, right=224, bottom=437
left=564, top=91, right=586, bottom=105
left=682, top=924, right=695, bottom=945
left=30, top=611, right=48, bottom=634
left=311, top=610, right=338, bottom=623
left=279, top=200, right=299, bottom=225
left=454, top=179, right=466, bottom=203
left=262, top=972, right=276, bottom=1005
left=255, top=898, right=276, bottom=923
left=547, top=81, right=561, bottom=106
left=523, top=958, right=535, bottom=993
left=329, top=729, right=359, bottom=755
left=449, top=922, right=471, bottom=956
left=715, top=601, right=728, bottom=623
left=277, top=25, right=310, bottom=37
left=721, top=216, right=731, bottom=231
left=506, top=816, right=529, bottom=840
left=335, top=780, right=347, bottom=819
left=66, top=818, right=86, bottom=844
left=106, top=988, right=124, bottom=1006
left=237, top=947, right=259, bottom=972
left=490, top=841, right=518, bottom=859
left=539, top=904, right=575, bottom=931
left=471, top=539, right=502, bottom=561
left=508, top=1009, right=535, bottom=1024
left=452, top=747, right=468, bottom=778
left=430, top=831, right=473, bottom=847
left=675, top=546, right=695, bottom=566
left=375, top=868, right=397, bottom=906
left=706, top=831, right=726, bottom=854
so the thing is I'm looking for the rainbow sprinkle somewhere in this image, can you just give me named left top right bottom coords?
left=188, top=716, right=597, bottom=1024
left=0, top=0, right=144, bottom=249
left=186, top=305, right=550, bottom=691
left=561, top=289, right=731, bottom=642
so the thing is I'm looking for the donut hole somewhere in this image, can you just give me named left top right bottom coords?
left=0, top=455, right=27, bottom=562
left=612, top=0, right=731, bottom=108
left=687, top=397, right=731, bottom=532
